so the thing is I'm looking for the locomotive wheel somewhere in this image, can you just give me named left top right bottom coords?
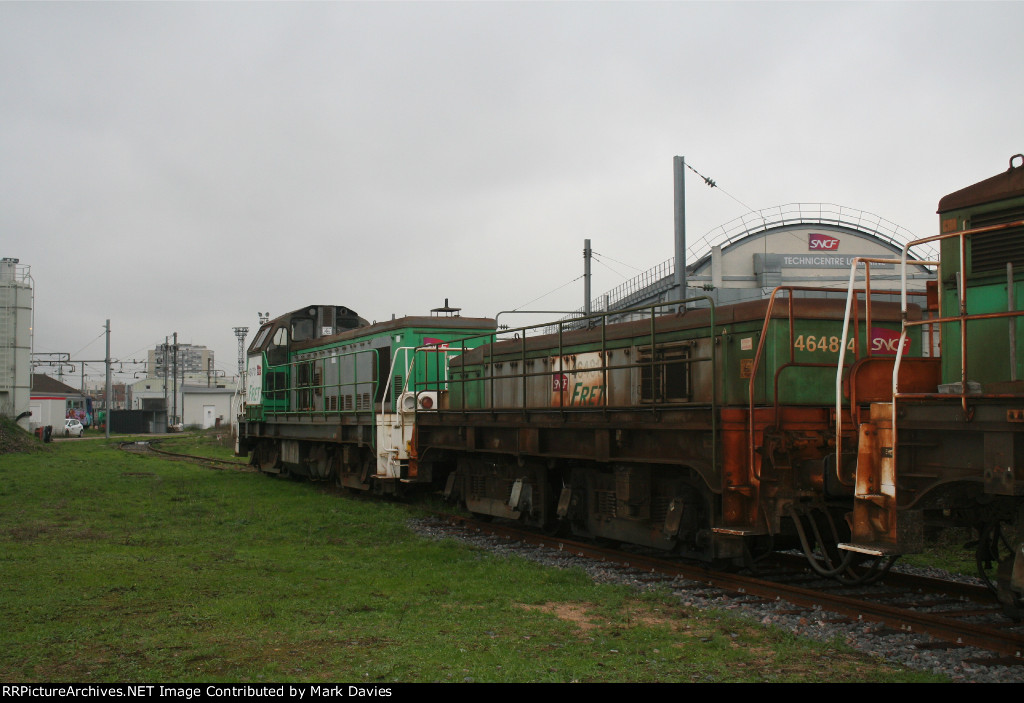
left=976, top=519, right=1024, bottom=620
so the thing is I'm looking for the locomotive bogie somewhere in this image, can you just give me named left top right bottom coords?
left=447, top=455, right=556, bottom=527
left=565, top=463, right=719, bottom=558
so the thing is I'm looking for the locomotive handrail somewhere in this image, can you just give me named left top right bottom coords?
left=886, top=222, right=1024, bottom=485
left=386, top=343, right=473, bottom=407
left=833, top=259, right=937, bottom=485
left=895, top=220, right=1024, bottom=418
left=837, top=220, right=1023, bottom=515
left=261, top=347, right=379, bottom=418
left=450, top=296, right=718, bottom=410
left=749, top=284, right=918, bottom=487
left=434, top=296, right=718, bottom=467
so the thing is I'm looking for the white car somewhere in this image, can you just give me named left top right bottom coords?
left=63, top=419, right=84, bottom=437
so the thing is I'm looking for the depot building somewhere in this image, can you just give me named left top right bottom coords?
left=595, top=204, right=934, bottom=319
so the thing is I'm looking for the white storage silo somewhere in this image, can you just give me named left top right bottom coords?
left=0, top=257, right=33, bottom=429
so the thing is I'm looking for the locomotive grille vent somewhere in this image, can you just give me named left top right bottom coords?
left=344, top=395, right=353, bottom=411
left=393, top=376, right=403, bottom=410
left=651, top=496, right=672, bottom=524
left=969, top=205, right=1024, bottom=273
left=594, top=489, right=617, bottom=518
left=469, top=475, right=487, bottom=498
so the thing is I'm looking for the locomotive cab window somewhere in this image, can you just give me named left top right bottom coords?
left=266, top=326, right=289, bottom=366
left=292, top=317, right=315, bottom=342
left=638, top=342, right=692, bottom=404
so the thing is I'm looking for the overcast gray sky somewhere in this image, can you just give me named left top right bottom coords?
left=2, top=1, right=1021, bottom=385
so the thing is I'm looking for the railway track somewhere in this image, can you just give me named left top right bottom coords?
left=120, top=439, right=256, bottom=472
left=417, top=514, right=1024, bottom=673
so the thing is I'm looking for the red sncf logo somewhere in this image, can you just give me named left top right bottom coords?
left=808, top=233, right=840, bottom=250
left=870, top=327, right=910, bottom=355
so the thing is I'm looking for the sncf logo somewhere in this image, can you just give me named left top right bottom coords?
left=808, top=233, right=841, bottom=250
left=422, top=337, right=450, bottom=351
left=870, top=327, right=910, bottom=355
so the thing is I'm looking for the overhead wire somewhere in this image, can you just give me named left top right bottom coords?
left=71, top=330, right=107, bottom=358
left=591, top=255, right=630, bottom=280
left=685, top=160, right=758, bottom=214
left=591, top=251, right=644, bottom=273
left=512, top=274, right=585, bottom=311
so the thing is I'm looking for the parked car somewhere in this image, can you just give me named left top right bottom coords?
left=63, top=418, right=84, bottom=437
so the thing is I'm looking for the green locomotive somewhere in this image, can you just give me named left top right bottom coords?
left=237, top=303, right=496, bottom=491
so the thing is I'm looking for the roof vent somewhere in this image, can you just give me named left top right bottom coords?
left=431, top=298, right=461, bottom=317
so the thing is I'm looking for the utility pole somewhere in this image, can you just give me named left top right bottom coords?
left=673, top=155, right=687, bottom=304
left=104, top=319, right=111, bottom=439
left=583, top=239, right=592, bottom=317
left=172, top=332, right=178, bottom=427
left=162, top=337, right=169, bottom=425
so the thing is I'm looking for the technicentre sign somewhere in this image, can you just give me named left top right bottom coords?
left=753, top=253, right=896, bottom=270
left=781, top=254, right=894, bottom=268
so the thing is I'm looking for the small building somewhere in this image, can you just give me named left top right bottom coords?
left=131, top=377, right=170, bottom=412
left=28, top=374, right=90, bottom=431
left=132, top=376, right=237, bottom=429
left=180, top=384, right=236, bottom=429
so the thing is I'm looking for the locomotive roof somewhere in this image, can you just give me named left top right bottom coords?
left=453, top=297, right=918, bottom=363
left=290, top=314, right=497, bottom=352
left=938, top=155, right=1024, bottom=213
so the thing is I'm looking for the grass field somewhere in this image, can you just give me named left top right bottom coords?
left=0, top=427, right=944, bottom=683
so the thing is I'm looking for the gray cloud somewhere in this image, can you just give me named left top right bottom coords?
left=2, top=1, right=1020, bottom=381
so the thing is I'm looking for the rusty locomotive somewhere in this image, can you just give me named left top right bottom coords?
left=237, top=156, right=1024, bottom=614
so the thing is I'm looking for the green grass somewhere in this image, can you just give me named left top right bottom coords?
left=903, top=528, right=980, bottom=577
left=0, top=437, right=944, bottom=683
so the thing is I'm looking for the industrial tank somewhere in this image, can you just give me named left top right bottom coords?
left=0, top=258, right=33, bottom=429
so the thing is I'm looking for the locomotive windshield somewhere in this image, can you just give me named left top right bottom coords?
left=250, top=324, right=272, bottom=352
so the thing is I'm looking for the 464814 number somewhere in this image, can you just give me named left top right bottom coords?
left=793, top=335, right=855, bottom=353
